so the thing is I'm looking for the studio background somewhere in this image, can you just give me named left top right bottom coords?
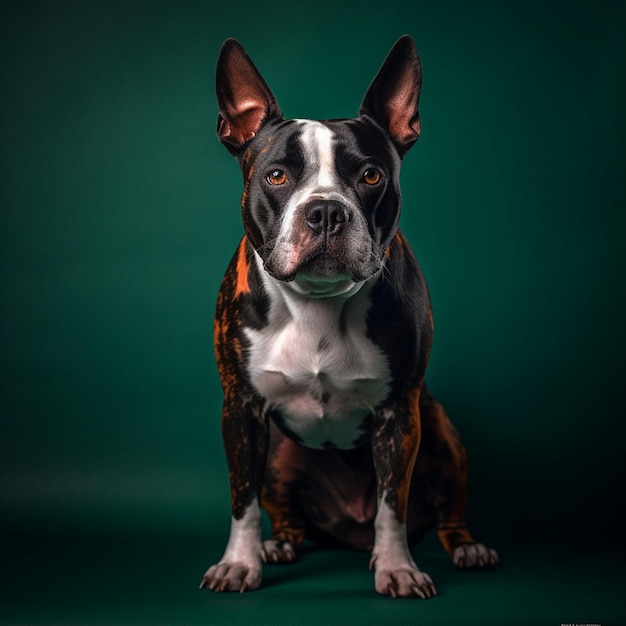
left=1, top=1, right=624, bottom=624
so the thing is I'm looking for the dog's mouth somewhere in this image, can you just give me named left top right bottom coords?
left=298, top=249, right=350, bottom=278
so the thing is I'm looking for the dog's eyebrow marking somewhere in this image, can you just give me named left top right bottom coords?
left=297, top=120, right=336, bottom=188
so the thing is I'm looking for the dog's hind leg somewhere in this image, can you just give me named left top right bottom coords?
left=261, top=422, right=308, bottom=563
left=414, top=387, right=499, bottom=569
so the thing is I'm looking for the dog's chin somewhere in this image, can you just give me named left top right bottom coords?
left=287, top=254, right=377, bottom=298
left=264, top=249, right=384, bottom=297
left=291, top=274, right=360, bottom=298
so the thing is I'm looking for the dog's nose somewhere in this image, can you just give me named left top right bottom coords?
left=305, top=201, right=349, bottom=235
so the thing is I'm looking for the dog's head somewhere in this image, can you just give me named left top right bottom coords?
left=215, top=36, right=422, bottom=297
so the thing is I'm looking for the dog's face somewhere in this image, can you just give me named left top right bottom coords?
left=216, top=36, right=422, bottom=296
left=237, top=116, right=402, bottom=294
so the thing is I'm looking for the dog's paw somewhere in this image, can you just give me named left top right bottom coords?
left=452, top=543, right=499, bottom=569
left=199, top=560, right=262, bottom=593
left=262, top=539, right=297, bottom=564
left=373, top=565, right=437, bottom=599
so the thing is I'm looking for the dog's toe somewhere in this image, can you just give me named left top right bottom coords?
left=262, top=539, right=297, bottom=564
left=375, top=568, right=437, bottom=599
left=452, top=543, right=499, bottom=569
left=199, top=560, right=262, bottom=592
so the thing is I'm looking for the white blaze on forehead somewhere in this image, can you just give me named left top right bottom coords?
left=296, top=120, right=336, bottom=187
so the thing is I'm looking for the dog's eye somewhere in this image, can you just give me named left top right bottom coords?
left=363, top=168, right=381, bottom=185
left=267, top=169, right=287, bottom=185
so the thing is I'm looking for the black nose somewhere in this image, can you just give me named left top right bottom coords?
left=305, top=201, right=350, bottom=235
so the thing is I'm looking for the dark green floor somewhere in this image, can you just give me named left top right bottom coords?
left=2, top=529, right=623, bottom=625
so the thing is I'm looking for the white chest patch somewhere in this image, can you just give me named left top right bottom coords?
left=244, top=271, right=391, bottom=449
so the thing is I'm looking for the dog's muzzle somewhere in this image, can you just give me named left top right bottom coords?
left=262, top=198, right=383, bottom=289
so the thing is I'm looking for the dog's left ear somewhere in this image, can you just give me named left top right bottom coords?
left=359, top=35, right=422, bottom=157
left=215, top=39, right=283, bottom=156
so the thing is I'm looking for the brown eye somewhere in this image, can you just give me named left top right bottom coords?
left=363, top=168, right=381, bottom=185
left=267, top=169, right=287, bottom=185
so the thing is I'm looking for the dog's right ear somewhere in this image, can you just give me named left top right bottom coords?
left=215, top=39, right=282, bottom=156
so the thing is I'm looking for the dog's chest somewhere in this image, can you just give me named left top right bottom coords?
left=244, top=290, right=390, bottom=449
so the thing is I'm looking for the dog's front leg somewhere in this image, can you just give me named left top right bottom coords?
left=370, top=387, right=437, bottom=599
left=200, top=394, right=269, bottom=592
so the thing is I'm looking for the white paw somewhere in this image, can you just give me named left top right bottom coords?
left=262, top=539, right=297, bottom=564
left=370, top=496, right=437, bottom=598
left=373, top=565, right=437, bottom=599
left=452, top=543, right=499, bottom=569
left=199, top=559, right=262, bottom=593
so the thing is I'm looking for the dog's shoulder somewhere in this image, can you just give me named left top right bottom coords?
left=367, top=231, right=433, bottom=387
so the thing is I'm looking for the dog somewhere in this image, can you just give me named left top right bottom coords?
left=200, top=35, right=498, bottom=598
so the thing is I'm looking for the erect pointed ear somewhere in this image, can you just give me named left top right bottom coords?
left=359, top=35, right=422, bottom=157
left=215, top=39, right=283, bottom=156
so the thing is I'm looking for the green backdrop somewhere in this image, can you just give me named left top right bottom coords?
left=1, top=1, right=624, bottom=624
